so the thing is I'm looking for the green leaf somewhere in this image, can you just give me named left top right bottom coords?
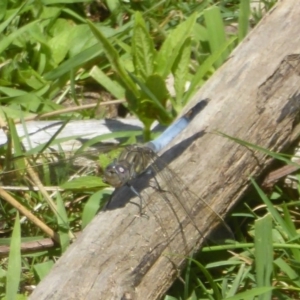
left=0, top=1, right=28, bottom=33
left=98, top=149, right=123, bottom=169
left=0, top=19, right=40, bottom=55
left=106, top=0, right=119, bottom=13
left=188, top=258, right=222, bottom=300
left=81, top=190, right=112, bottom=229
left=155, top=13, right=197, bottom=78
left=224, top=287, right=274, bottom=300
left=6, top=213, right=21, bottom=300
left=225, top=264, right=249, bottom=297
left=183, top=37, right=236, bottom=104
left=238, top=0, right=250, bottom=42
left=217, top=132, right=294, bottom=166
left=0, top=87, right=28, bottom=97
left=48, top=19, right=76, bottom=65
left=172, top=37, right=191, bottom=111
left=0, top=0, right=6, bottom=22
left=251, top=178, right=293, bottom=238
left=44, top=43, right=103, bottom=80
left=17, top=69, right=46, bottom=90
left=60, top=176, right=106, bottom=190
left=254, top=214, right=273, bottom=300
left=164, top=296, right=177, bottom=300
left=86, top=20, right=139, bottom=97
left=89, top=66, right=125, bottom=99
left=281, top=203, right=300, bottom=261
left=132, top=11, right=155, bottom=80
left=6, top=118, right=26, bottom=173
left=45, top=22, right=133, bottom=80
left=128, top=73, right=172, bottom=125
left=274, top=257, right=300, bottom=288
left=0, top=93, right=59, bottom=115
left=192, top=23, right=208, bottom=42
left=55, top=192, right=70, bottom=253
left=0, top=106, right=33, bottom=120
left=33, top=261, right=54, bottom=282
left=204, top=6, right=229, bottom=68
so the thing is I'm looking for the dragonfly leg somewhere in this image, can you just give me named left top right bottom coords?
left=150, top=174, right=167, bottom=193
left=127, top=183, right=149, bottom=219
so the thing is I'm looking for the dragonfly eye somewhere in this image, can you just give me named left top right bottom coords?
left=103, top=164, right=122, bottom=187
left=116, top=165, right=126, bottom=174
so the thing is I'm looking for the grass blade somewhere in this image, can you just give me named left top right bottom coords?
left=89, top=66, right=125, bottom=99
left=204, top=6, right=228, bottom=68
left=155, top=13, right=197, bottom=78
left=86, top=20, right=139, bottom=97
left=217, top=132, right=295, bottom=166
left=81, top=190, right=112, bottom=229
left=190, top=259, right=222, bottom=300
left=254, top=214, right=273, bottom=300
left=6, top=212, right=21, bottom=300
left=251, top=178, right=294, bottom=238
left=172, top=37, right=191, bottom=111
left=274, top=257, right=300, bottom=288
left=56, top=192, right=71, bottom=252
left=183, top=37, right=236, bottom=104
left=238, top=0, right=250, bottom=42
left=33, top=261, right=54, bottom=282
left=224, top=287, right=274, bottom=300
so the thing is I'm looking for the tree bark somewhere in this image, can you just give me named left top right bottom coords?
left=30, top=1, right=300, bottom=299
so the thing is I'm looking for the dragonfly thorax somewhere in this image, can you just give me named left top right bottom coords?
left=103, top=145, right=152, bottom=188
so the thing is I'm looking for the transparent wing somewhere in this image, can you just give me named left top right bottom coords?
left=0, top=145, right=122, bottom=189
left=136, top=146, right=233, bottom=243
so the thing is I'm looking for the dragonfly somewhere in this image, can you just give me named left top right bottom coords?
left=102, top=99, right=232, bottom=241
left=1, top=100, right=206, bottom=191
left=103, top=100, right=209, bottom=188
left=1, top=99, right=231, bottom=244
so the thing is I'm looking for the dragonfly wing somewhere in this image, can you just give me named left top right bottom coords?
left=143, top=148, right=233, bottom=243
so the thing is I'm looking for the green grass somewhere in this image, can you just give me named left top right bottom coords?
left=0, top=0, right=293, bottom=299
left=166, top=176, right=300, bottom=299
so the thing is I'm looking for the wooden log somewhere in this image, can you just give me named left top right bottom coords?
left=30, top=1, right=300, bottom=299
left=0, top=119, right=144, bottom=152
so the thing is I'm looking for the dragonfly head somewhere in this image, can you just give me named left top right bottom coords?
left=103, top=161, right=131, bottom=188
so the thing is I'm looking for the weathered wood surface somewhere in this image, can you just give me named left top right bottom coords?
left=30, top=1, right=300, bottom=299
